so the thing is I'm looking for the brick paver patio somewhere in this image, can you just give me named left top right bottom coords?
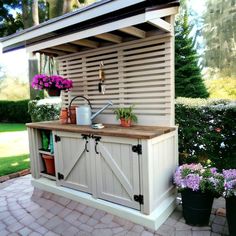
left=0, top=175, right=229, bottom=235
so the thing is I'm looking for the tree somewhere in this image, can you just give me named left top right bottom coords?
left=202, top=0, right=236, bottom=77
left=175, top=6, right=209, bottom=98
left=0, top=1, right=23, bottom=37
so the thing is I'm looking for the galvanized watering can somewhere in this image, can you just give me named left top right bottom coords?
left=69, top=96, right=113, bottom=125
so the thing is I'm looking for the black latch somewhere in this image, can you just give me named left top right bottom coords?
left=134, top=194, right=144, bottom=204
left=132, top=144, right=142, bottom=155
left=92, top=135, right=101, bottom=142
left=58, top=172, right=64, bottom=180
left=55, top=135, right=61, bottom=142
left=82, top=134, right=90, bottom=140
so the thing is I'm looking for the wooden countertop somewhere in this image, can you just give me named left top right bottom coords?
left=26, top=121, right=176, bottom=139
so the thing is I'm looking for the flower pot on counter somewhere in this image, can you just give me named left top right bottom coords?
left=226, top=196, right=236, bottom=236
left=42, top=154, right=55, bottom=176
left=120, top=118, right=132, bottom=127
left=46, top=88, right=61, bottom=97
left=181, top=189, right=214, bottom=226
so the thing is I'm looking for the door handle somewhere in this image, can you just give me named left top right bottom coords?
left=85, top=140, right=89, bottom=152
left=95, top=141, right=99, bottom=154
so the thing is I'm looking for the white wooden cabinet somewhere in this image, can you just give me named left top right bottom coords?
left=54, top=131, right=141, bottom=210
left=28, top=123, right=178, bottom=223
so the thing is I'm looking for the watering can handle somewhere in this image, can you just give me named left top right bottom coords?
left=68, top=96, right=92, bottom=121
left=69, top=96, right=92, bottom=110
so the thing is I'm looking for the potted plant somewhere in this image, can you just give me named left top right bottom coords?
left=174, top=163, right=224, bottom=226
left=31, top=74, right=73, bottom=96
left=114, top=105, right=138, bottom=127
left=222, top=169, right=236, bottom=236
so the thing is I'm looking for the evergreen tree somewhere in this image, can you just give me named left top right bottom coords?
left=175, top=10, right=209, bottom=98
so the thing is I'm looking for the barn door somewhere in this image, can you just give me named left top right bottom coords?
left=95, top=136, right=141, bottom=210
left=55, top=132, right=92, bottom=193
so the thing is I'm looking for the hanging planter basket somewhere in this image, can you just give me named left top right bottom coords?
left=46, top=88, right=61, bottom=97
left=181, top=189, right=214, bottom=226
left=226, top=196, right=236, bottom=236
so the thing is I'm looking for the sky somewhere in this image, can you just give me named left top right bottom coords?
left=0, top=0, right=205, bottom=82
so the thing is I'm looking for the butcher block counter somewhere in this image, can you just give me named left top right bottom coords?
left=26, top=121, right=176, bottom=139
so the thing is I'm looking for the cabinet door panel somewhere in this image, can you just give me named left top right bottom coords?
left=56, top=132, right=92, bottom=193
left=96, top=137, right=140, bottom=210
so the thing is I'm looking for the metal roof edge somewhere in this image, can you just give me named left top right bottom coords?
left=0, top=0, right=145, bottom=43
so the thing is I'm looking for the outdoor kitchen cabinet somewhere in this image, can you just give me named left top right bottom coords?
left=54, top=131, right=141, bottom=210
left=28, top=123, right=178, bottom=216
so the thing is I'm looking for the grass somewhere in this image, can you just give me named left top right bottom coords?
left=0, top=123, right=29, bottom=177
left=0, top=154, right=30, bottom=177
left=0, top=123, right=26, bottom=132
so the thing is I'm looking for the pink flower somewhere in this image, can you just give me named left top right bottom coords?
left=31, top=74, right=73, bottom=91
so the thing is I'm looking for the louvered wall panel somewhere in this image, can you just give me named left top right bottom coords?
left=57, top=34, right=174, bottom=126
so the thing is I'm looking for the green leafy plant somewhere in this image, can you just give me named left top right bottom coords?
left=28, top=99, right=61, bottom=122
left=114, top=105, right=138, bottom=123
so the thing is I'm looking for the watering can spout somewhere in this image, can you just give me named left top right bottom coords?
left=91, top=100, right=113, bottom=120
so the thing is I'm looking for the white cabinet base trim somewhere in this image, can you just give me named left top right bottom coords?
left=32, top=177, right=176, bottom=230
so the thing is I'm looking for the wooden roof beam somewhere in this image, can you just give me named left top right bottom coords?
left=52, top=44, right=79, bottom=53
left=72, top=39, right=99, bottom=48
left=119, top=26, right=146, bottom=38
left=148, top=18, right=171, bottom=33
left=37, top=48, right=67, bottom=56
left=95, top=33, right=122, bottom=43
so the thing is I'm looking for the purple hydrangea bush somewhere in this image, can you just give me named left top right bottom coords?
left=31, top=74, right=73, bottom=91
left=174, top=163, right=224, bottom=196
left=223, top=169, right=236, bottom=197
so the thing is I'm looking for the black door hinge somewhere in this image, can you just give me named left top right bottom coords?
left=55, top=135, right=61, bottom=142
left=134, top=194, right=144, bottom=205
left=58, top=172, right=64, bottom=180
left=132, top=144, right=142, bottom=155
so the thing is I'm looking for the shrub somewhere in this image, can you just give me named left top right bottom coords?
left=28, top=99, right=61, bottom=122
left=0, top=100, right=31, bottom=123
left=176, top=98, right=236, bottom=170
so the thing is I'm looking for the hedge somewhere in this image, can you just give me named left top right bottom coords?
left=0, top=100, right=31, bottom=123
left=176, top=98, right=236, bottom=170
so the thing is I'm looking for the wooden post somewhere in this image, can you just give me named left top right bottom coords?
left=29, top=53, right=43, bottom=99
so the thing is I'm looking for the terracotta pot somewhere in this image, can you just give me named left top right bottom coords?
left=42, top=154, right=55, bottom=176
left=46, top=88, right=61, bottom=97
left=69, top=106, right=77, bottom=124
left=60, top=108, right=68, bottom=124
left=120, top=118, right=131, bottom=127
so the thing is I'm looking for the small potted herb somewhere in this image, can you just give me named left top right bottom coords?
left=114, top=105, right=138, bottom=127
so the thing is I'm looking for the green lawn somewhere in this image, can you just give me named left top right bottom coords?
left=0, top=154, right=30, bottom=177
left=0, top=123, right=29, bottom=177
left=0, top=123, right=26, bottom=132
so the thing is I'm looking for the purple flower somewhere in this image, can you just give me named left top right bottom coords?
left=185, top=174, right=201, bottom=191
left=173, top=163, right=224, bottom=195
left=31, top=74, right=73, bottom=91
left=223, top=169, right=236, bottom=197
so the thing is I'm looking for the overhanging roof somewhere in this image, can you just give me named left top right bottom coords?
left=1, top=0, right=179, bottom=56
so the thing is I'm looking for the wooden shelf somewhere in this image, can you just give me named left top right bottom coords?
left=40, top=172, right=56, bottom=180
